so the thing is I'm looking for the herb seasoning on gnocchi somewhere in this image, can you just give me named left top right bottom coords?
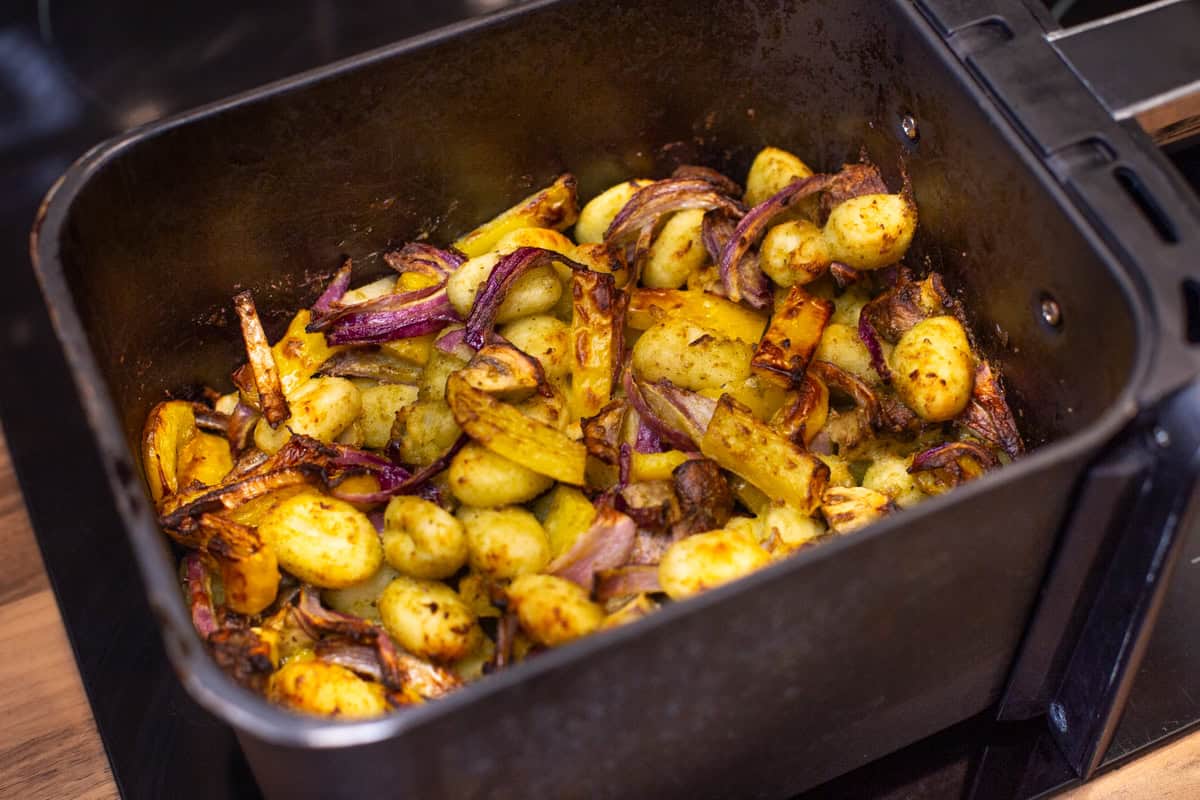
left=144, top=149, right=1023, bottom=717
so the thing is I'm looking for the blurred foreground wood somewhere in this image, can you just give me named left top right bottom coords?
left=0, top=427, right=1194, bottom=800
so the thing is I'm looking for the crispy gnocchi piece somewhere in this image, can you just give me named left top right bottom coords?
left=823, top=193, right=917, bottom=271
left=813, top=323, right=878, bottom=386
left=447, top=252, right=563, bottom=322
left=458, top=506, right=551, bottom=579
left=500, top=315, right=572, bottom=379
left=267, top=660, right=389, bottom=718
left=383, top=496, right=469, bottom=580
left=379, top=576, right=482, bottom=662
left=759, top=220, right=831, bottom=287
left=862, top=454, right=926, bottom=509
left=658, top=528, right=770, bottom=599
left=575, top=179, right=653, bottom=244
left=259, top=493, right=383, bottom=589
left=323, top=564, right=402, bottom=621
left=891, top=316, right=975, bottom=422
left=632, top=320, right=753, bottom=393
left=358, top=383, right=419, bottom=449
left=760, top=501, right=827, bottom=557
left=643, top=208, right=709, bottom=288
left=447, top=442, right=554, bottom=507
left=506, top=574, right=605, bottom=647
left=744, top=146, right=815, bottom=207
left=391, top=400, right=462, bottom=466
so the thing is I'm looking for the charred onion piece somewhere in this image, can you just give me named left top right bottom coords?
left=185, top=553, right=219, bottom=638
left=719, top=173, right=832, bottom=305
left=170, top=513, right=281, bottom=615
left=331, top=434, right=468, bottom=505
left=671, top=164, right=743, bottom=198
left=311, top=258, right=353, bottom=317
left=820, top=486, right=895, bottom=533
left=770, top=375, right=829, bottom=447
left=959, top=362, right=1024, bottom=459
left=807, top=360, right=882, bottom=429
left=456, top=343, right=549, bottom=401
left=701, top=210, right=738, bottom=268
left=226, top=401, right=260, bottom=455
left=383, top=242, right=466, bottom=279
left=233, top=290, right=290, bottom=427
left=581, top=399, right=627, bottom=466
left=818, top=162, right=889, bottom=223
left=465, top=246, right=587, bottom=350
left=605, top=178, right=744, bottom=246
left=623, top=372, right=717, bottom=452
left=671, top=458, right=733, bottom=538
left=209, top=628, right=275, bottom=692
left=547, top=507, right=637, bottom=592
left=594, top=565, right=663, bottom=601
left=857, top=313, right=893, bottom=383
left=320, top=285, right=460, bottom=345
left=910, top=440, right=1000, bottom=472
left=634, top=415, right=662, bottom=454
left=316, top=349, right=423, bottom=385
left=830, top=262, right=863, bottom=289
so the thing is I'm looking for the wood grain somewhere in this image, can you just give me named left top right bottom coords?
left=0, top=432, right=118, bottom=800
left=0, top=424, right=1195, bottom=800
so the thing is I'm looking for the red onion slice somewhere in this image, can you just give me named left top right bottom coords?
left=185, top=553, right=219, bottom=638
left=312, top=258, right=353, bottom=316
left=718, top=174, right=832, bottom=304
left=594, top=564, right=662, bottom=601
left=910, top=441, right=1001, bottom=473
left=383, top=242, right=466, bottom=279
left=331, top=434, right=468, bottom=505
left=464, top=247, right=587, bottom=350
left=546, top=507, right=637, bottom=593
left=605, top=179, right=744, bottom=244
left=323, top=287, right=460, bottom=345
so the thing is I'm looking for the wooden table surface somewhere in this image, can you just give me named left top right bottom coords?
left=0, top=432, right=1197, bottom=800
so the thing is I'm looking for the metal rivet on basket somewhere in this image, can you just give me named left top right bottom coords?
left=900, top=114, right=919, bottom=143
left=1040, top=295, right=1062, bottom=328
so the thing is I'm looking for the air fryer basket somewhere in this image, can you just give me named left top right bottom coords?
left=29, top=0, right=1199, bottom=797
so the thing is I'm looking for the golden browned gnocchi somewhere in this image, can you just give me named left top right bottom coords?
left=891, top=316, right=975, bottom=422
left=506, top=573, right=604, bottom=647
left=382, top=496, right=468, bottom=580
left=267, top=660, right=390, bottom=718
left=659, top=529, right=771, bottom=599
left=149, top=151, right=1022, bottom=717
left=378, top=576, right=482, bottom=662
left=459, top=506, right=550, bottom=579
left=260, top=493, right=382, bottom=588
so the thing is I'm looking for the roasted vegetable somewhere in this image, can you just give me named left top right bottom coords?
left=751, top=285, right=833, bottom=387
left=141, top=150, right=1023, bottom=717
left=570, top=268, right=626, bottom=418
left=453, top=174, right=580, bottom=257
left=701, top=396, right=829, bottom=515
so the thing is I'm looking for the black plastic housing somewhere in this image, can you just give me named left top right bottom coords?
left=27, top=0, right=1197, bottom=797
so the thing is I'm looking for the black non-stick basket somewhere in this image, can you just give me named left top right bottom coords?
left=28, top=0, right=1200, bottom=797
